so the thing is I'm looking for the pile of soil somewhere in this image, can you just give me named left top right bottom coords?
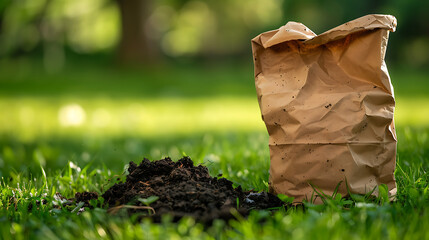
left=97, top=157, right=285, bottom=223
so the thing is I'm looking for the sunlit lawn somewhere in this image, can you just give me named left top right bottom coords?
left=0, top=97, right=263, bottom=139
left=0, top=61, right=428, bottom=239
left=1, top=61, right=428, bottom=140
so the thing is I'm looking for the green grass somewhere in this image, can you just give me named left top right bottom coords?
left=0, top=61, right=428, bottom=239
left=0, top=128, right=428, bottom=239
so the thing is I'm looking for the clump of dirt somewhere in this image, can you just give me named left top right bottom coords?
left=99, top=157, right=285, bottom=223
left=75, top=191, right=99, bottom=207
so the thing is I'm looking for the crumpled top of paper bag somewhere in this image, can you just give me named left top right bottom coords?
left=261, top=14, right=397, bottom=48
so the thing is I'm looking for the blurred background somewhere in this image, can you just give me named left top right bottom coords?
left=1, top=0, right=429, bottom=67
left=0, top=0, right=428, bottom=183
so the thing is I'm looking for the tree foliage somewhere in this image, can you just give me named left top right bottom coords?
left=0, top=0, right=427, bottom=67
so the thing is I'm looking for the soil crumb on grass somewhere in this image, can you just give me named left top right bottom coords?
left=98, top=157, right=284, bottom=223
left=75, top=192, right=98, bottom=207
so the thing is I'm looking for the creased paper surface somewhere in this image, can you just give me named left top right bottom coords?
left=252, top=14, right=397, bottom=202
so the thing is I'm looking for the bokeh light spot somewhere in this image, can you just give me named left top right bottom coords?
left=58, top=104, right=86, bottom=127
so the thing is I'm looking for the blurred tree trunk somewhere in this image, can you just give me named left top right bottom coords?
left=0, top=0, right=12, bottom=42
left=116, top=0, right=158, bottom=64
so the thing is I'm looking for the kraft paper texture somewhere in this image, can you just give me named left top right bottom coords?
left=252, top=14, right=397, bottom=202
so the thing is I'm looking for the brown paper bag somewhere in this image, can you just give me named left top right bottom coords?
left=251, top=14, right=397, bottom=202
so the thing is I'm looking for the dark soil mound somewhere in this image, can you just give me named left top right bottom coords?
left=101, top=157, right=285, bottom=223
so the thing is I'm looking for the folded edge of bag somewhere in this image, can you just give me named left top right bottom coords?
left=256, top=14, right=397, bottom=49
